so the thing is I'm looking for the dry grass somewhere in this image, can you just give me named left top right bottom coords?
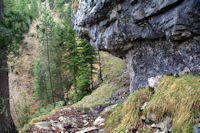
left=105, top=89, right=152, bottom=132
left=105, top=75, right=200, bottom=133
left=104, top=104, right=124, bottom=132
left=72, top=82, right=124, bottom=108
left=144, top=75, right=200, bottom=133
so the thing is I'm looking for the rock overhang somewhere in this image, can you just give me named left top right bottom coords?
left=72, top=0, right=200, bottom=92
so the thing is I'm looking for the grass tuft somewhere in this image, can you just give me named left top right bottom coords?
left=144, top=75, right=200, bottom=133
left=105, top=89, right=152, bottom=132
left=105, top=75, right=200, bottom=133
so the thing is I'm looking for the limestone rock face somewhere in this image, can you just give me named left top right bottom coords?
left=73, top=0, right=200, bottom=92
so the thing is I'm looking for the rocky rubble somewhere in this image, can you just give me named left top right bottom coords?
left=26, top=107, right=107, bottom=133
left=72, top=0, right=200, bottom=92
left=25, top=83, right=131, bottom=133
left=26, top=87, right=131, bottom=133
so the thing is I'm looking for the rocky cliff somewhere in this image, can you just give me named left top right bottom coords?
left=72, top=0, right=200, bottom=92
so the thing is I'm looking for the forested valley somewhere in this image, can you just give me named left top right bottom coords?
left=0, top=0, right=200, bottom=133
left=0, top=0, right=103, bottom=132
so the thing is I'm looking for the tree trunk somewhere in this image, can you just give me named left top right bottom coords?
left=58, top=67, right=64, bottom=101
left=0, top=1, right=17, bottom=132
left=46, top=31, right=55, bottom=105
left=0, top=51, right=18, bottom=133
left=90, top=63, right=93, bottom=90
left=0, top=0, right=3, bottom=21
left=73, top=63, right=77, bottom=94
left=98, top=51, right=103, bottom=81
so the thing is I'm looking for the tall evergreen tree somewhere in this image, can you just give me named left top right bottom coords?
left=56, top=4, right=97, bottom=102
left=97, top=50, right=103, bottom=81
left=36, top=4, right=56, bottom=104
left=34, top=60, right=49, bottom=106
left=34, top=2, right=98, bottom=105
left=78, top=41, right=96, bottom=91
left=0, top=0, right=3, bottom=21
left=51, top=25, right=67, bottom=101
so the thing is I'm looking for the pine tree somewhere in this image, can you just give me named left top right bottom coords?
left=34, top=60, right=50, bottom=106
left=0, top=0, right=3, bottom=21
left=56, top=4, right=98, bottom=102
left=36, top=4, right=56, bottom=105
left=34, top=2, right=98, bottom=104
left=51, top=24, right=66, bottom=101
left=79, top=41, right=97, bottom=91
left=97, top=50, right=103, bottom=81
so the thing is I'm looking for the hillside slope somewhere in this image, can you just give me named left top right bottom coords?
left=8, top=6, right=63, bottom=127
left=21, top=51, right=130, bottom=132
left=73, top=51, right=129, bottom=108
left=22, top=71, right=200, bottom=133
left=8, top=20, right=40, bottom=127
